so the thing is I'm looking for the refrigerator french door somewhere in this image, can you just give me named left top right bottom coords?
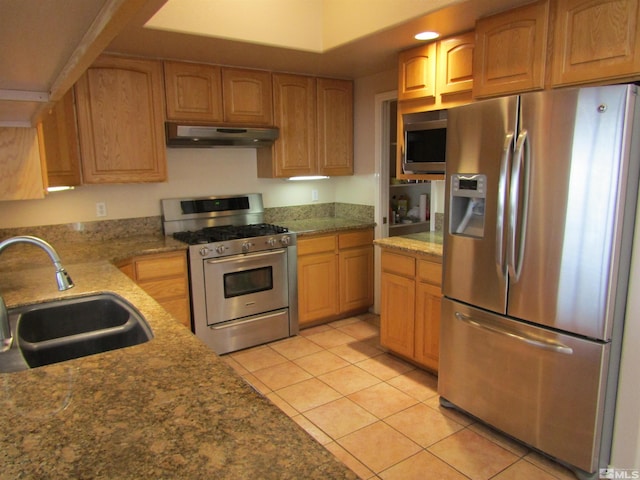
left=439, top=85, right=640, bottom=478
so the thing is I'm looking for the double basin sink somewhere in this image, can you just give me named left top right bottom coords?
left=1, top=292, right=153, bottom=373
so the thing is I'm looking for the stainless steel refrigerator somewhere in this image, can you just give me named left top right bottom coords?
left=439, top=84, right=640, bottom=479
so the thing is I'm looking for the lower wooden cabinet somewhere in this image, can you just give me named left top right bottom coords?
left=297, top=228, right=374, bottom=327
left=117, top=250, right=191, bottom=329
left=380, top=249, right=442, bottom=372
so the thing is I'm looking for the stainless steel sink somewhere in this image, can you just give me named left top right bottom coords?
left=0, top=293, right=153, bottom=372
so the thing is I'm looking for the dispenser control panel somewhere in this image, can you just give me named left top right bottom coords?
left=451, top=175, right=486, bottom=198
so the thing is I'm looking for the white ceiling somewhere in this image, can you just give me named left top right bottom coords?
left=108, top=0, right=529, bottom=79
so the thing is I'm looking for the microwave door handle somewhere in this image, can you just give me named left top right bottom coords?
left=507, top=130, right=529, bottom=282
left=496, top=131, right=514, bottom=277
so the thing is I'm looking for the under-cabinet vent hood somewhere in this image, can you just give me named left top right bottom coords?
left=165, top=123, right=278, bottom=148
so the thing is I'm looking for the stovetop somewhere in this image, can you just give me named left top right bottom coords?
left=173, top=223, right=290, bottom=245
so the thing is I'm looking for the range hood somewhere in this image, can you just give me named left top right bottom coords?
left=165, top=122, right=278, bottom=147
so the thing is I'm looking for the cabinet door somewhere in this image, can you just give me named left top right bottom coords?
left=164, top=61, right=223, bottom=122
left=298, top=251, right=339, bottom=326
left=380, top=271, right=415, bottom=358
left=75, top=55, right=167, bottom=183
left=339, top=245, right=374, bottom=313
left=268, top=73, right=316, bottom=177
left=473, top=0, right=550, bottom=98
left=437, top=31, right=475, bottom=96
left=398, top=43, right=437, bottom=101
left=222, top=68, right=273, bottom=125
left=40, top=89, right=82, bottom=187
left=415, top=282, right=441, bottom=372
left=552, top=0, right=640, bottom=86
left=0, top=127, right=46, bottom=200
left=317, top=78, right=353, bottom=176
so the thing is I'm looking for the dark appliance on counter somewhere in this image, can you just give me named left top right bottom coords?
left=401, top=109, right=447, bottom=174
left=162, top=194, right=297, bottom=354
left=439, top=84, right=640, bottom=480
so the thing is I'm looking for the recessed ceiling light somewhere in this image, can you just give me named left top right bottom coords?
left=415, top=31, right=439, bottom=41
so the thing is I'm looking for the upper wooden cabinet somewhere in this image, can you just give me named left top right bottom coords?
left=316, top=78, right=353, bottom=176
left=75, top=55, right=167, bottom=184
left=398, top=43, right=437, bottom=101
left=552, top=0, right=640, bottom=86
left=0, top=127, right=46, bottom=200
left=437, top=32, right=476, bottom=96
left=164, top=63, right=273, bottom=125
left=164, top=61, right=223, bottom=123
left=221, top=68, right=273, bottom=125
left=473, top=0, right=550, bottom=98
left=258, top=73, right=353, bottom=178
left=39, top=89, right=82, bottom=187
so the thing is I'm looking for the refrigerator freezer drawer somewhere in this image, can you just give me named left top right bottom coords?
left=438, top=298, right=610, bottom=473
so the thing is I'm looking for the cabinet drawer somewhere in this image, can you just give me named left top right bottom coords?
left=135, top=253, right=186, bottom=281
left=382, top=251, right=415, bottom=277
left=338, top=229, right=373, bottom=249
left=298, top=235, right=337, bottom=255
left=418, top=260, right=442, bottom=286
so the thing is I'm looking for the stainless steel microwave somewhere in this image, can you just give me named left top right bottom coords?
left=402, top=117, right=447, bottom=174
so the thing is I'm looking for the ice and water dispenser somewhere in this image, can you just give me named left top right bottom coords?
left=449, top=174, right=486, bottom=238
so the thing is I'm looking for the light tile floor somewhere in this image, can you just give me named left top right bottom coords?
left=223, top=314, right=579, bottom=480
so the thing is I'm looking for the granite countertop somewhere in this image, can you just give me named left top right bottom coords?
left=374, top=231, right=444, bottom=259
left=282, top=217, right=375, bottom=236
left=0, top=261, right=357, bottom=478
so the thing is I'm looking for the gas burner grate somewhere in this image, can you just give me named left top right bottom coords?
left=173, top=223, right=289, bottom=245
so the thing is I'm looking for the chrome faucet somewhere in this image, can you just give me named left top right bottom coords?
left=0, top=236, right=74, bottom=352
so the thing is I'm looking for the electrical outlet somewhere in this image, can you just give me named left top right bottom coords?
left=96, top=202, right=107, bottom=217
left=311, top=189, right=319, bottom=202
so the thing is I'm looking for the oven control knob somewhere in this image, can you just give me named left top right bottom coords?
left=199, top=246, right=210, bottom=256
left=242, top=241, right=252, bottom=253
left=280, top=235, right=291, bottom=246
left=215, top=245, right=226, bottom=254
left=267, top=237, right=277, bottom=247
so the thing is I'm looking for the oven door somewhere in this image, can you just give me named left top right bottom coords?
left=203, top=249, right=288, bottom=325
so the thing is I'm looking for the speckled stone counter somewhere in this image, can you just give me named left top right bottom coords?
left=0, top=263, right=357, bottom=479
left=374, top=231, right=443, bottom=260
left=282, top=217, right=375, bottom=235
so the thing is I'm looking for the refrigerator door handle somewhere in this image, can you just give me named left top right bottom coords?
left=454, top=311, right=574, bottom=354
left=496, top=132, right=514, bottom=276
left=507, top=129, right=530, bottom=281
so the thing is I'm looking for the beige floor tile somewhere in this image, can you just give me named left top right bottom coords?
left=324, top=442, right=375, bottom=480
left=336, top=320, right=380, bottom=340
left=276, top=377, right=342, bottom=412
left=265, top=391, right=298, bottom=417
left=329, top=340, right=384, bottom=364
left=348, top=382, right=418, bottom=419
left=228, top=345, right=287, bottom=372
left=294, top=350, right=351, bottom=376
left=428, top=428, right=519, bottom=480
left=240, top=373, right=271, bottom=395
left=357, top=353, right=415, bottom=381
left=318, top=364, right=381, bottom=396
left=221, top=355, right=248, bottom=375
left=385, top=403, right=465, bottom=447
left=379, top=450, right=469, bottom=480
left=469, top=422, right=529, bottom=457
left=424, top=396, right=475, bottom=426
left=291, top=414, right=333, bottom=445
left=492, top=459, right=560, bottom=480
left=330, top=317, right=361, bottom=328
left=269, top=335, right=324, bottom=360
left=338, top=421, right=422, bottom=473
left=523, top=452, right=578, bottom=480
left=307, top=329, right=358, bottom=349
left=387, top=369, right=438, bottom=401
left=251, top=360, right=312, bottom=390
left=304, top=397, right=378, bottom=439
left=299, top=324, right=333, bottom=336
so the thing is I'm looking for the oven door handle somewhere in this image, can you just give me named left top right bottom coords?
left=205, top=248, right=286, bottom=265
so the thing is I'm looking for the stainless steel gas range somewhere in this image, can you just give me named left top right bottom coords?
left=162, top=194, right=298, bottom=354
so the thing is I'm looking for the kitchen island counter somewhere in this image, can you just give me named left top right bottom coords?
left=0, top=261, right=357, bottom=479
left=283, top=217, right=375, bottom=236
